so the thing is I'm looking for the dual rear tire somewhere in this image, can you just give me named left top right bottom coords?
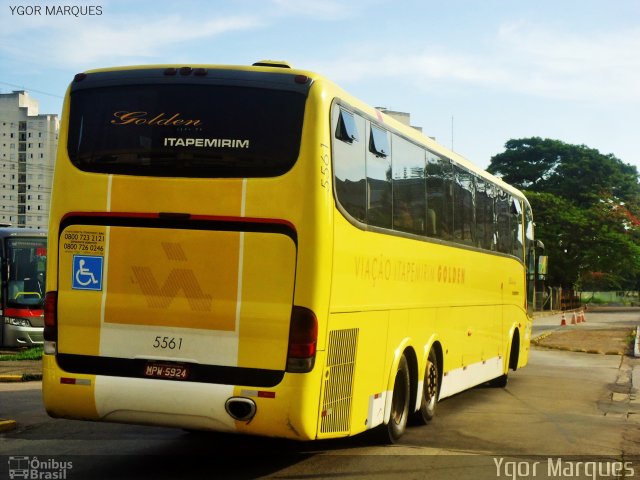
left=382, top=350, right=440, bottom=443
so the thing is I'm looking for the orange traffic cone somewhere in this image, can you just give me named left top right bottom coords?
left=561, top=313, right=566, bottom=326
left=571, top=312, right=577, bottom=325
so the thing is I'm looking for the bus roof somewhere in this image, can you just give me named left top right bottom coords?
left=0, top=228, right=47, bottom=239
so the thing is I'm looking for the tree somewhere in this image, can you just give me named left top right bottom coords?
left=488, top=138, right=640, bottom=290
left=488, top=137, right=640, bottom=208
left=524, top=191, right=586, bottom=288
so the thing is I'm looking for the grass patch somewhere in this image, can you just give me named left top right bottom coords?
left=0, top=346, right=43, bottom=361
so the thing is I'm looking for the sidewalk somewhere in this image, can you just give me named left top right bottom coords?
left=0, top=357, right=42, bottom=433
left=0, top=359, right=42, bottom=382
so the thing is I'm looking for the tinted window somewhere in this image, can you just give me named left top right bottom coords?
left=366, top=125, right=392, bottom=228
left=453, top=166, right=475, bottom=246
left=332, top=104, right=526, bottom=260
left=511, top=197, right=524, bottom=260
left=333, top=108, right=366, bottom=222
left=392, top=136, right=426, bottom=235
left=426, top=153, right=454, bottom=240
left=496, top=190, right=511, bottom=254
left=68, top=84, right=307, bottom=177
left=476, top=179, right=496, bottom=250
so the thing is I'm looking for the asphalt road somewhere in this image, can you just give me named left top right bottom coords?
left=1, top=310, right=639, bottom=479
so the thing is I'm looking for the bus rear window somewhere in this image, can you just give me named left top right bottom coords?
left=67, top=84, right=307, bottom=177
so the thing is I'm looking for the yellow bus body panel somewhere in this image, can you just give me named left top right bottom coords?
left=43, top=64, right=532, bottom=441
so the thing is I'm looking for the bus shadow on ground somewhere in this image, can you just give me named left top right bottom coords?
left=69, top=429, right=391, bottom=480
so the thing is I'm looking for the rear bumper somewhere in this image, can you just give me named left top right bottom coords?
left=2, top=324, right=44, bottom=347
left=42, top=352, right=324, bottom=440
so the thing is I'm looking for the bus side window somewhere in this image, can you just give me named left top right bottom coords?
left=366, top=124, right=392, bottom=229
left=476, top=179, right=495, bottom=250
left=333, top=108, right=367, bottom=223
left=496, top=189, right=511, bottom=254
left=453, top=165, right=476, bottom=246
left=511, top=197, right=524, bottom=261
left=392, top=135, right=426, bottom=235
left=426, top=153, right=453, bottom=240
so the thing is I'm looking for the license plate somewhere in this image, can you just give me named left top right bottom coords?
left=144, top=363, right=190, bottom=380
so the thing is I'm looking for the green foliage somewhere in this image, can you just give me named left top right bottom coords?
left=0, top=346, right=43, bottom=361
left=489, top=137, right=640, bottom=289
left=524, top=191, right=585, bottom=287
left=488, top=137, right=640, bottom=207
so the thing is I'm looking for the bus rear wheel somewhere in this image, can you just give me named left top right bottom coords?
left=383, top=355, right=410, bottom=443
left=412, top=348, right=439, bottom=424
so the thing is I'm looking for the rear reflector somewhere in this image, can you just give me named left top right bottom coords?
left=61, top=377, right=91, bottom=386
left=286, top=306, right=318, bottom=373
left=240, top=389, right=276, bottom=399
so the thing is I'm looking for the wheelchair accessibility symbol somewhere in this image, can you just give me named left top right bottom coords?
left=72, top=255, right=104, bottom=291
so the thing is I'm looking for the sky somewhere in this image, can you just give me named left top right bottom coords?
left=1, top=0, right=639, bottom=171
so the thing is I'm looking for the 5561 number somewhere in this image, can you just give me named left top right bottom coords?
left=153, top=336, right=183, bottom=350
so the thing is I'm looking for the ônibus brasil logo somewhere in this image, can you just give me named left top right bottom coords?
left=8, top=456, right=73, bottom=480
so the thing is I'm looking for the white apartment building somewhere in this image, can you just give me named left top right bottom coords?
left=0, top=91, right=58, bottom=230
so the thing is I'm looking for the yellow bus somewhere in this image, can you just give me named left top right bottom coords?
left=43, top=61, right=538, bottom=442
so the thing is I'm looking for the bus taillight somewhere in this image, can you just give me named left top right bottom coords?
left=43, top=291, right=58, bottom=354
left=286, top=306, right=318, bottom=373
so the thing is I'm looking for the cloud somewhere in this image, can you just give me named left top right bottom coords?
left=271, top=0, right=355, bottom=19
left=310, top=48, right=510, bottom=92
left=495, top=22, right=640, bottom=103
left=59, top=15, right=261, bottom=68
left=0, top=6, right=262, bottom=70
left=311, top=22, right=640, bottom=105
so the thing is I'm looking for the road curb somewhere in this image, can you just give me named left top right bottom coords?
left=0, top=419, right=17, bottom=432
left=0, top=373, right=42, bottom=382
left=531, top=332, right=553, bottom=344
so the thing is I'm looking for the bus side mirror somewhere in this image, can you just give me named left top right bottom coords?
left=536, top=240, right=545, bottom=251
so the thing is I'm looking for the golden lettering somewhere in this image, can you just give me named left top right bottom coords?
left=111, top=111, right=202, bottom=127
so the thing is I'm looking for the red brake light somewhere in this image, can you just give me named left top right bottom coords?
left=286, top=306, right=318, bottom=373
left=44, top=291, right=57, bottom=327
left=44, top=291, right=58, bottom=343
